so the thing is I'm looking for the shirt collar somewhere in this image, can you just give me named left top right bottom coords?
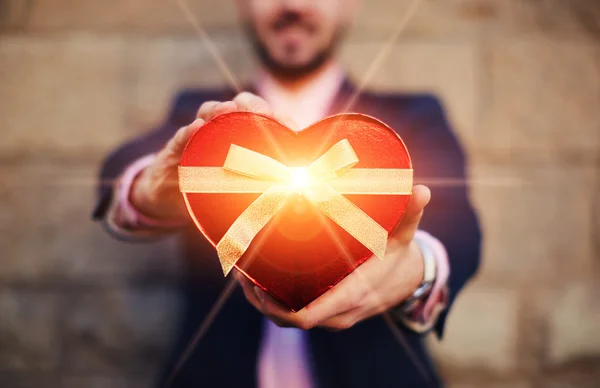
left=252, top=63, right=346, bottom=129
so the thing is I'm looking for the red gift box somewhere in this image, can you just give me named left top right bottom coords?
left=179, top=112, right=412, bottom=311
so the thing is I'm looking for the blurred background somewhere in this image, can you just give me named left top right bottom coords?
left=0, top=0, right=599, bottom=387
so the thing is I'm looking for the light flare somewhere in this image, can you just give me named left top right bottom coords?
left=167, top=0, right=435, bottom=385
left=288, top=167, right=312, bottom=192
left=314, top=0, right=423, bottom=159
left=174, top=0, right=241, bottom=93
left=163, top=205, right=284, bottom=388
left=311, top=209, right=434, bottom=386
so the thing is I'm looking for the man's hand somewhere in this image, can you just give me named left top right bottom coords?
left=237, top=185, right=431, bottom=331
left=129, top=92, right=287, bottom=221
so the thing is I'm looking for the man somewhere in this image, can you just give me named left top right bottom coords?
left=93, top=0, right=481, bottom=387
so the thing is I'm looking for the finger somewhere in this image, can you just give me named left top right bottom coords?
left=196, top=101, right=220, bottom=120
left=297, top=246, right=401, bottom=327
left=167, top=118, right=205, bottom=156
left=233, top=92, right=272, bottom=115
left=252, top=287, right=313, bottom=328
left=285, top=276, right=362, bottom=329
left=256, top=280, right=362, bottom=330
left=235, top=273, right=265, bottom=311
left=272, top=112, right=299, bottom=132
left=391, top=184, right=431, bottom=243
left=246, top=285, right=296, bottom=327
left=252, top=287, right=295, bottom=328
left=321, top=293, right=389, bottom=331
left=318, top=277, right=394, bottom=330
left=235, top=274, right=292, bottom=327
left=210, top=101, right=238, bottom=119
left=318, top=309, right=361, bottom=331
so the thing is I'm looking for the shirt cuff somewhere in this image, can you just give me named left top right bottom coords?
left=104, top=154, right=186, bottom=240
left=397, top=230, right=450, bottom=333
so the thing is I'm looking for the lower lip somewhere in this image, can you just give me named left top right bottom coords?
left=276, top=29, right=308, bottom=44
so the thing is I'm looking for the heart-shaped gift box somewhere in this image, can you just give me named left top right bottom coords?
left=179, top=112, right=412, bottom=311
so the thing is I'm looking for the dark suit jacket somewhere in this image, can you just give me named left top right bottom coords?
left=93, top=80, right=481, bottom=388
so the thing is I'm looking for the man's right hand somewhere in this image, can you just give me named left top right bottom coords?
left=129, top=92, right=287, bottom=222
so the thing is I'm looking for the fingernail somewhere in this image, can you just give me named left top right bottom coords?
left=253, top=286, right=265, bottom=305
left=286, top=117, right=299, bottom=131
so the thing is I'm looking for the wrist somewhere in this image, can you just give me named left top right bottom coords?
left=129, top=170, right=186, bottom=222
left=120, top=156, right=188, bottom=229
left=396, top=238, right=437, bottom=312
left=129, top=168, right=160, bottom=218
left=405, top=240, right=426, bottom=293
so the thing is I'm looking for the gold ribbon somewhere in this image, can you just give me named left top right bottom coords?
left=179, top=139, right=413, bottom=276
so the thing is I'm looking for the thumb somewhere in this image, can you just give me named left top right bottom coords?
left=391, top=185, right=431, bottom=244
left=273, top=112, right=300, bottom=132
left=166, top=118, right=206, bottom=157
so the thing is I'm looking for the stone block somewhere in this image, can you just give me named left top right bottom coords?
left=427, top=283, right=520, bottom=373
left=24, top=0, right=491, bottom=39
left=484, top=0, right=600, bottom=40
left=27, top=0, right=237, bottom=33
left=0, top=166, right=40, bottom=279
left=0, top=0, right=31, bottom=30
left=123, top=39, right=479, bottom=145
left=341, top=41, right=479, bottom=153
left=23, top=0, right=600, bottom=41
left=594, top=179, right=600, bottom=263
left=480, top=40, right=600, bottom=164
left=121, top=36, right=253, bottom=132
left=62, top=287, right=181, bottom=373
left=449, top=381, right=532, bottom=388
left=0, top=35, right=129, bottom=161
left=470, top=164, right=597, bottom=285
left=60, top=375, right=153, bottom=388
left=0, top=372, right=61, bottom=388
left=351, top=0, right=598, bottom=41
left=546, top=283, right=600, bottom=366
left=0, top=373, right=154, bottom=388
left=352, top=0, right=491, bottom=40
left=536, top=371, right=600, bottom=388
left=0, top=164, right=182, bottom=283
left=0, top=289, right=60, bottom=370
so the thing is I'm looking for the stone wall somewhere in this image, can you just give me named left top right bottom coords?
left=1, top=0, right=598, bottom=386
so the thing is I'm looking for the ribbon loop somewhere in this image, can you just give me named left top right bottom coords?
left=224, top=144, right=290, bottom=181
left=308, top=139, right=359, bottom=180
left=179, top=140, right=412, bottom=276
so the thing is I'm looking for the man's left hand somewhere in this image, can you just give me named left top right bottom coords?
left=237, top=184, right=431, bottom=331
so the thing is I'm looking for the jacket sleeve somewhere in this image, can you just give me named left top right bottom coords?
left=404, top=95, right=482, bottom=339
left=92, top=91, right=199, bottom=221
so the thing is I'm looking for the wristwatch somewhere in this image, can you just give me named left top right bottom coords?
left=394, top=236, right=437, bottom=313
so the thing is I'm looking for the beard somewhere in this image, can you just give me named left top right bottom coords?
left=245, top=22, right=345, bottom=80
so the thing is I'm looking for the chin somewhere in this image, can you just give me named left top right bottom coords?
left=255, top=41, right=331, bottom=78
left=274, top=51, right=317, bottom=67
left=279, top=57, right=314, bottom=69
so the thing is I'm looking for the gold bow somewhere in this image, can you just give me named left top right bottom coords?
left=179, top=139, right=413, bottom=276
